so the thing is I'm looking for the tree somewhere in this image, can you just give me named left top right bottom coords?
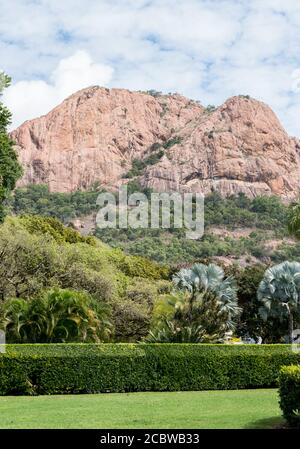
left=225, top=264, right=287, bottom=342
left=288, top=202, right=300, bottom=240
left=0, top=72, right=23, bottom=221
left=113, top=279, right=158, bottom=342
left=0, top=221, right=62, bottom=300
left=148, top=263, right=240, bottom=342
left=257, top=261, right=300, bottom=343
left=0, top=288, right=112, bottom=343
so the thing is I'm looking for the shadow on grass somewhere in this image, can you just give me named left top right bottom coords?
left=245, top=416, right=286, bottom=429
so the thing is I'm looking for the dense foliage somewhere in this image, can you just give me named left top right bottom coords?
left=96, top=192, right=291, bottom=264
left=0, top=344, right=299, bottom=395
left=19, top=215, right=96, bottom=245
left=8, top=184, right=100, bottom=223
left=1, top=288, right=111, bottom=343
left=279, top=365, right=300, bottom=427
left=288, top=203, right=300, bottom=240
left=226, top=264, right=288, bottom=342
left=0, top=213, right=299, bottom=343
left=0, top=72, right=23, bottom=222
left=0, top=216, right=169, bottom=342
left=7, top=185, right=295, bottom=264
left=3, top=186, right=300, bottom=344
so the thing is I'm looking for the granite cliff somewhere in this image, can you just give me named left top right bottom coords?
left=11, top=87, right=300, bottom=199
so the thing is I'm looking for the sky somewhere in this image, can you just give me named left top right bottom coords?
left=1, top=0, right=300, bottom=136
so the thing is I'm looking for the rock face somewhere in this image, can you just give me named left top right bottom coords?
left=11, top=87, right=300, bottom=199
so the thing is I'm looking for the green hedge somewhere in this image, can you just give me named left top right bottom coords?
left=0, top=344, right=299, bottom=395
left=279, top=365, right=300, bottom=427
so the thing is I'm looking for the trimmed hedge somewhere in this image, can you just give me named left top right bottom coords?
left=279, top=365, right=300, bottom=427
left=0, top=344, right=299, bottom=395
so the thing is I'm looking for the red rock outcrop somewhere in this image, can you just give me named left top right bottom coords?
left=11, top=87, right=300, bottom=199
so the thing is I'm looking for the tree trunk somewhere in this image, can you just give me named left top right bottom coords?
left=187, top=289, right=196, bottom=323
left=288, top=311, right=294, bottom=344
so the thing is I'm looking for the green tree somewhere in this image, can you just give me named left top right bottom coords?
left=257, top=261, right=300, bottom=343
left=0, top=72, right=23, bottom=221
left=226, top=264, right=287, bottom=342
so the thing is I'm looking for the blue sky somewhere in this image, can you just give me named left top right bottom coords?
left=1, top=0, right=300, bottom=136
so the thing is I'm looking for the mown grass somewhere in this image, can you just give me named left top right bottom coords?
left=0, top=389, right=284, bottom=429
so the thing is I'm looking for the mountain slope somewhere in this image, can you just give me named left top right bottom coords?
left=11, top=87, right=300, bottom=199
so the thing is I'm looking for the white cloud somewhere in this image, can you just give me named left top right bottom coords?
left=291, top=69, right=300, bottom=93
left=1, top=0, right=300, bottom=136
left=52, top=51, right=113, bottom=99
left=3, top=50, right=113, bottom=128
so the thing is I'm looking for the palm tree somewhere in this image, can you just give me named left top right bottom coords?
left=0, top=298, right=40, bottom=343
left=173, top=263, right=240, bottom=336
left=257, top=261, right=300, bottom=343
left=0, top=288, right=112, bottom=343
left=147, top=263, right=239, bottom=343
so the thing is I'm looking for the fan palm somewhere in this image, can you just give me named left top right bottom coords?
left=173, top=263, right=240, bottom=336
left=257, top=261, right=300, bottom=343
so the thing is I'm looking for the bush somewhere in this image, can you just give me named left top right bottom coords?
left=116, top=254, right=170, bottom=280
left=19, top=215, right=96, bottom=245
left=112, top=278, right=158, bottom=341
left=0, top=289, right=112, bottom=343
left=162, top=136, right=182, bottom=149
left=0, top=344, right=299, bottom=395
left=279, top=365, right=300, bottom=427
left=123, top=150, right=164, bottom=178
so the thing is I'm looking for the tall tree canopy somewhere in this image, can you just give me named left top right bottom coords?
left=0, top=72, right=23, bottom=222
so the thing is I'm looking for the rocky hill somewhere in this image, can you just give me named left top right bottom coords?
left=11, top=87, right=300, bottom=199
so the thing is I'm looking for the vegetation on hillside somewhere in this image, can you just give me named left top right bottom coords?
left=7, top=185, right=296, bottom=264
left=7, top=184, right=100, bottom=222
left=96, top=192, right=292, bottom=264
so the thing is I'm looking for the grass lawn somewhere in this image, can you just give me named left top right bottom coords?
left=0, top=389, right=284, bottom=429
